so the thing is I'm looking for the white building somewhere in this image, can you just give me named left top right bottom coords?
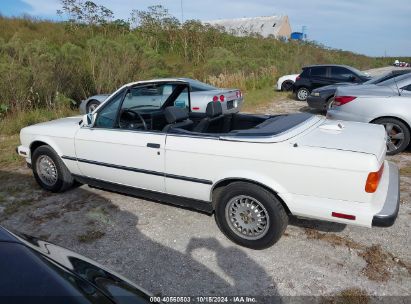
left=205, top=15, right=292, bottom=39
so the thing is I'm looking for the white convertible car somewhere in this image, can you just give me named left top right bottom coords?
left=18, top=79, right=400, bottom=249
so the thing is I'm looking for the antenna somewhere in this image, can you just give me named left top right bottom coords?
left=392, top=72, right=401, bottom=96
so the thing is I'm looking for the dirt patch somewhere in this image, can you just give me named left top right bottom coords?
left=359, top=245, right=391, bottom=282
left=304, top=228, right=363, bottom=250
left=77, top=229, right=106, bottom=243
left=304, top=229, right=410, bottom=282
left=322, top=288, right=370, bottom=304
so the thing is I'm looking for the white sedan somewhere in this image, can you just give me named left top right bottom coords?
left=17, top=79, right=400, bottom=249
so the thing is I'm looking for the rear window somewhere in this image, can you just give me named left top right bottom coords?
left=310, top=67, right=327, bottom=77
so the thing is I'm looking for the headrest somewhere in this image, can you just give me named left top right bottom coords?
left=206, top=102, right=223, bottom=118
left=164, top=107, right=189, bottom=123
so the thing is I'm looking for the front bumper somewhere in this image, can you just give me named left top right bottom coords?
left=307, top=95, right=326, bottom=109
left=372, top=161, right=400, bottom=227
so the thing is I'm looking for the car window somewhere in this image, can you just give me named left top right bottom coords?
left=121, top=84, right=169, bottom=110
left=330, top=67, right=356, bottom=81
left=186, top=79, right=217, bottom=91
left=402, top=84, right=411, bottom=92
left=94, top=92, right=123, bottom=128
left=377, top=73, right=411, bottom=86
left=174, top=88, right=189, bottom=108
left=310, top=67, right=327, bottom=77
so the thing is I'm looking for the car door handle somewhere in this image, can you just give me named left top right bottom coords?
left=147, top=143, right=160, bottom=149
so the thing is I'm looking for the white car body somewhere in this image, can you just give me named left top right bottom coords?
left=276, top=74, right=299, bottom=91
left=17, top=84, right=399, bottom=231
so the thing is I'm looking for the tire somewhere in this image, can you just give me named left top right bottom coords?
left=373, top=118, right=410, bottom=155
left=214, top=182, right=288, bottom=249
left=325, top=96, right=334, bottom=111
left=296, top=87, right=309, bottom=101
left=32, top=145, right=74, bottom=192
left=86, top=100, right=100, bottom=113
left=281, top=81, right=294, bottom=91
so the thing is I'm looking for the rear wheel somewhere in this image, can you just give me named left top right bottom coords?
left=281, top=81, right=294, bottom=91
left=373, top=118, right=410, bottom=155
left=296, top=87, right=309, bottom=101
left=214, top=182, right=288, bottom=249
left=86, top=100, right=100, bottom=113
left=32, top=145, right=74, bottom=192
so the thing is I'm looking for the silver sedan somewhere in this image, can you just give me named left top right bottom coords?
left=327, top=73, right=411, bottom=155
left=79, top=78, right=244, bottom=114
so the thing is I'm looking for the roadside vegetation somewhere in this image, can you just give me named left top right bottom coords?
left=0, top=1, right=409, bottom=150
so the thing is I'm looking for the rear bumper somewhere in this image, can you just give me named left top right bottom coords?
left=307, top=95, right=326, bottom=109
left=372, top=161, right=400, bottom=227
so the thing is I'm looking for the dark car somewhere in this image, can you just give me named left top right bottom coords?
left=293, top=64, right=371, bottom=101
left=307, top=69, right=411, bottom=110
left=0, top=226, right=156, bottom=304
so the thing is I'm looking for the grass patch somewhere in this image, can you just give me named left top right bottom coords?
left=0, top=107, right=78, bottom=136
left=242, top=87, right=289, bottom=112
left=77, top=229, right=106, bottom=243
left=0, top=135, right=24, bottom=168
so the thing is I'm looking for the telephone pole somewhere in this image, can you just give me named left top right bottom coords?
left=180, top=0, right=184, bottom=24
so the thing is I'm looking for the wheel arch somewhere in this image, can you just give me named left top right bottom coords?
left=211, top=178, right=291, bottom=214
left=370, top=115, right=411, bottom=133
left=29, top=138, right=63, bottom=160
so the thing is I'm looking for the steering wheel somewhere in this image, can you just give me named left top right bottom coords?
left=119, top=109, right=148, bottom=130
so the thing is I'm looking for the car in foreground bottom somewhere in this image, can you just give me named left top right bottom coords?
left=327, top=73, right=411, bottom=155
left=18, top=79, right=400, bottom=249
left=79, top=78, right=243, bottom=115
left=0, top=226, right=155, bottom=303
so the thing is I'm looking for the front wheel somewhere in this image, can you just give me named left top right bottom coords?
left=214, top=182, right=288, bottom=249
left=373, top=118, right=410, bottom=155
left=32, top=145, right=74, bottom=192
left=296, top=87, right=309, bottom=101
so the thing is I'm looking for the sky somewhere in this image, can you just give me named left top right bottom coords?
left=0, top=0, right=410, bottom=57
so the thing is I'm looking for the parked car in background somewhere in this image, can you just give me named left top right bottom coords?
left=307, top=70, right=411, bottom=110
left=17, top=79, right=399, bottom=249
left=293, top=65, right=371, bottom=101
left=0, top=226, right=155, bottom=303
left=80, top=78, right=243, bottom=114
left=327, top=73, right=411, bottom=155
left=276, top=74, right=299, bottom=91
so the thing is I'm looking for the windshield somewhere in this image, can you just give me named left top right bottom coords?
left=376, top=73, right=411, bottom=86
left=349, top=67, right=369, bottom=78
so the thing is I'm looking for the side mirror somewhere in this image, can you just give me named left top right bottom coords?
left=349, top=75, right=357, bottom=82
left=82, top=113, right=96, bottom=127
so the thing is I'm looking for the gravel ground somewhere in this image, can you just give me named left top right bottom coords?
left=1, top=67, right=410, bottom=301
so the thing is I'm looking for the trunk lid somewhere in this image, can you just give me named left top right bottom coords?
left=298, top=119, right=386, bottom=160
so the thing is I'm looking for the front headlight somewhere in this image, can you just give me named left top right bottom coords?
left=312, top=92, right=320, bottom=97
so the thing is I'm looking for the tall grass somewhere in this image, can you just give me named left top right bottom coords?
left=0, top=10, right=409, bottom=129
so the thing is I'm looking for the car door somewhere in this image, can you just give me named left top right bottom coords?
left=309, top=66, right=329, bottom=89
left=74, top=85, right=167, bottom=193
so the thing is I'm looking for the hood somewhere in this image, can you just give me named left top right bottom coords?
left=335, top=84, right=397, bottom=97
left=22, top=116, right=82, bottom=138
left=298, top=119, right=386, bottom=161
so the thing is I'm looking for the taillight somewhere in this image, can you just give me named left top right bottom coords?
left=219, top=95, right=225, bottom=102
left=365, top=164, right=384, bottom=193
left=334, top=96, right=356, bottom=106
left=296, top=75, right=301, bottom=81
left=213, top=96, right=218, bottom=102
